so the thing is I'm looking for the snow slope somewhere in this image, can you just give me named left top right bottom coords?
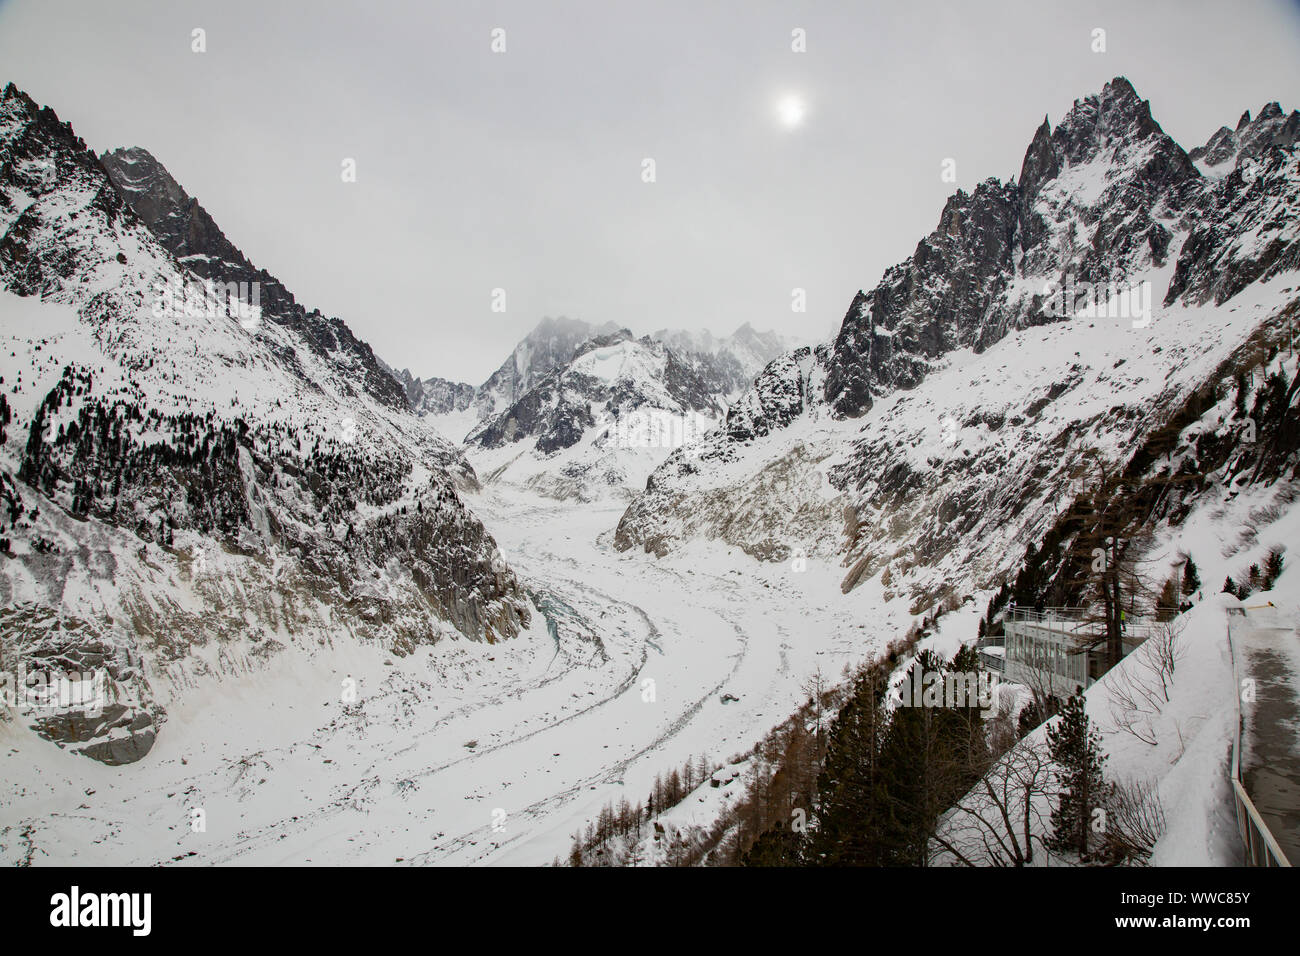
left=931, top=595, right=1243, bottom=867
left=617, top=78, right=1300, bottom=618
left=0, top=84, right=530, bottom=770
left=0, top=487, right=922, bottom=865
left=464, top=332, right=726, bottom=502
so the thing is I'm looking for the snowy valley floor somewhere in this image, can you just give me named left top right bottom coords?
left=0, top=488, right=907, bottom=866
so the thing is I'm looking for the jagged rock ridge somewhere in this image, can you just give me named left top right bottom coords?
left=615, top=77, right=1300, bottom=614
left=99, top=146, right=406, bottom=410
left=0, top=83, right=533, bottom=762
left=400, top=317, right=792, bottom=437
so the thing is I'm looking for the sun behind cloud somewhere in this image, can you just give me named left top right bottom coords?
left=776, top=94, right=806, bottom=129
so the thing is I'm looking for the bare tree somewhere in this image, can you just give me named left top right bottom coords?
left=987, top=686, right=1022, bottom=758
left=1101, top=777, right=1167, bottom=864
left=802, top=667, right=827, bottom=739
left=1105, top=619, right=1184, bottom=746
left=1144, top=620, right=1184, bottom=700
left=931, top=741, right=1057, bottom=867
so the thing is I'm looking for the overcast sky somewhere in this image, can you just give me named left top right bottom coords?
left=2, top=0, right=1298, bottom=383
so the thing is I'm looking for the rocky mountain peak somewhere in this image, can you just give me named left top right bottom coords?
left=1029, top=77, right=1191, bottom=203
left=1050, top=76, right=1162, bottom=165
left=1018, top=116, right=1059, bottom=199
left=98, top=145, right=406, bottom=409
left=2, top=81, right=39, bottom=119
left=1190, top=100, right=1300, bottom=170
left=821, top=77, right=1200, bottom=422
left=616, top=76, right=1300, bottom=580
left=0, top=85, right=534, bottom=765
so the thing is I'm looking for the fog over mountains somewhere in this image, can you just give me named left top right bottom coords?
left=1, top=59, right=1298, bottom=872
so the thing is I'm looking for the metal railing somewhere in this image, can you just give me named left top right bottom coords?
left=1008, top=606, right=1160, bottom=643
left=1007, top=606, right=1089, bottom=624
left=1232, top=779, right=1290, bottom=866
left=1226, top=608, right=1292, bottom=867
left=976, top=637, right=1006, bottom=673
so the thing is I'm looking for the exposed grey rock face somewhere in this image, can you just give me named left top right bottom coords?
left=1165, top=146, right=1300, bottom=306
left=468, top=330, right=721, bottom=455
left=824, top=179, right=1022, bottom=419
left=615, top=76, right=1300, bottom=591
left=0, top=604, right=162, bottom=765
left=395, top=368, right=476, bottom=416
left=1189, top=102, right=1300, bottom=169
left=722, top=347, right=819, bottom=441
left=98, top=145, right=406, bottom=410
left=0, top=83, right=533, bottom=762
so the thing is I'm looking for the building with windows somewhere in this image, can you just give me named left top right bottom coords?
left=995, top=606, right=1151, bottom=693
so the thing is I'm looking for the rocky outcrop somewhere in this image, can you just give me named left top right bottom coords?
left=0, top=604, right=162, bottom=765
left=396, top=369, right=476, bottom=416
left=0, top=83, right=534, bottom=761
left=615, top=77, right=1300, bottom=603
left=1165, top=147, right=1300, bottom=306
left=1189, top=102, right=1300, bottom=170
left=469, top=330, right=721, bottom=454
left=99, top=145, right=406, bottom=410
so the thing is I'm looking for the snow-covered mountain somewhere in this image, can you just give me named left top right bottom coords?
left=400, top=317, right=793, bottom=435
left=616, top=77, right=1300, bottom=613
left=464, top=329, right=726, bottom=501
left=0, top=83, right=532, bottom=764
left=470, top=316, right=623, bottom=424
left=389, top=366, right=476, bottom=417
left=99, top=145, right=407, bottom=411
left=650, top=323, right=794, bottom=396
left=397, top=316, right=792, bottom=499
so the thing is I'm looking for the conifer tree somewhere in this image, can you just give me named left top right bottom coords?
left=876, top=649, right=984, bottom=866
left=1017, top=699, right=1043, bottom=738
left=1156, top=577, right=1180, bottom=621
left=806, top=659, right=892, bottom=865
left=947, top=644, right=992, bottom=784
left=1046, top=693, right=1109, bottom=861
left=876, top=660, right=937, bottom=865
left=1181, top=556, right=1200, bottom=596
left=1263, top=548, right=1284, bottom=590
left=741, top=819, right=804, bottom=867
